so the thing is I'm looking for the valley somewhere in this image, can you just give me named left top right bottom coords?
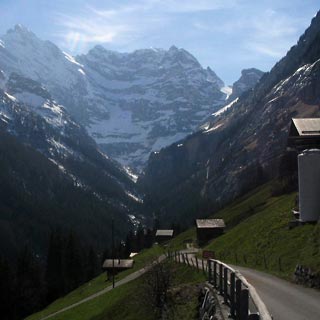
left=0, top=5, right=320, bottom=320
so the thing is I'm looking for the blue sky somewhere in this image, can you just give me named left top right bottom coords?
left=0, top=0, right=319, bottom=84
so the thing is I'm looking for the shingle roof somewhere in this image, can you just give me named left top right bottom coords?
left=156, top=229, right=174, bottom=237
left=292, top=118, right=320, bottom=136
left=102, top=259, right=134, bottom=269
left=196, top=219, right=226, bottom=229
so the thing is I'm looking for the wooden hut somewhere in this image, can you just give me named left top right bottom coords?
left=155, top=229, right=174, bottom=244
left=102, top=259, right=134, bottom=279
left=288, top=118, right=320, bottom=150
left=196, top=219, right=225, bottom=245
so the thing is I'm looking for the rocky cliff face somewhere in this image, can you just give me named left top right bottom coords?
left=228, top=68, right=264, bottom=101
left=0, top=26, right=226, bottom=169
left=139, top=11, right=320, bottom=227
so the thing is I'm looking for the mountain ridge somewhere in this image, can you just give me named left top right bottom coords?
left=139, top=11, right=320, bottom=227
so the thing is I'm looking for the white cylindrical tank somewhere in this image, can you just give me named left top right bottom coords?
left=298, top=149, right=320, bottom=222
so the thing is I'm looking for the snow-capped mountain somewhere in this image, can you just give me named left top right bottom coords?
left=139, top=11, right=320, bottom=227
left=0, top=25, right=226, bottom=169
left=0, top=70, right=141, bottom=211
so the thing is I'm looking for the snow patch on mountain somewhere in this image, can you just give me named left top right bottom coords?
left=0, top=26, right=227, bottom=169
left=213, top=98, right=239, bottom=117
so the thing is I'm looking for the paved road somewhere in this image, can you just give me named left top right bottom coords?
left=38, top=255, right=166, bottom=320
left=180, top=251, right=320, bottom=319
left=231, top=265, right=320, bottom=320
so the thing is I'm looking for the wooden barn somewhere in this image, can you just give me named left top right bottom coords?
left=155, top=229, right=174, bottom=244
left=288, top=118, right=320, bottom=150
left=102, top=259, right=134, bottom=279
left=196, top=219, right=225, bottom=245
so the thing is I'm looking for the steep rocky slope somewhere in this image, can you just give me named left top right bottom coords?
left=0, top=75, right=142, bottom=258
left=227, top=68, right=264, bottom=102
left=140, top=11, right=320, bottom=227
left=0, top=26, right=225, bottom=169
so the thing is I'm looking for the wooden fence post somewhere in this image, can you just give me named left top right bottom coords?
left=186, top=254, right=190, bottom=267
left=208, top=260, right=212, bottom=283
left=213, top=261, right=217, bottom=288
left=202, top=259, right=205, bottom=274
left=235, top=279, right=242, bottom=317
left=230, top=272, right=236, bottom=318
left=219, top=264, right=223, bottom=295
left=240, top=289, right=249, bottom=320
left=195, top=257, right=199, bottom=272
left=224, top=267, right=228, bottom=304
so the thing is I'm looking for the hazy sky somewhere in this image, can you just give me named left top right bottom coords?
left=0, top=0, right=319, bottom=84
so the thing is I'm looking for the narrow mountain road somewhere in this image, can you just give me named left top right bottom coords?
left=181, top=251, right=320, bottom=320
left=37, top=255, right=166, bottom=320
left=231, top=265, right=320, bottom=320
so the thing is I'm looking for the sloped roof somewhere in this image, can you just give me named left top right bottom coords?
left=102, top=259, right=134, bottom=269
left=292, top=118, right=320, bottom=136
left=156, top=229, right=174, bottom=237
left=196, top=219, right=226, bottom=229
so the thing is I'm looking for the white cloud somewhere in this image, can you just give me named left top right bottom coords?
left=54, top=0, right=239, bottom=52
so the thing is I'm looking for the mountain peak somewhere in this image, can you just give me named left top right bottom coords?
left=5, top=24, right=37, bottom=41
left=169, top=45, right=179, bottom=52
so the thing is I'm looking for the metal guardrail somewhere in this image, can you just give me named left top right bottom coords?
left=208, top=259, right=273, bottom=320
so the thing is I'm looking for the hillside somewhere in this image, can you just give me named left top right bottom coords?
left=169, top=183, right=320, bottom=279
left=140, top=11, right=320, bottom=227
left=0, top=130, right=134, bottom=259
left=25, top=182, right=320, bottom=320
left=26, top=245, right=205, bottom=320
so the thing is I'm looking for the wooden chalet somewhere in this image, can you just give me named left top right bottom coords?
left=155, top=229, right=174, bottom=243
left=102, top=259, right=134, bottom=278
left=288, top=118, right=320, bottom=150
left=196, top=219, right=225, bottom=245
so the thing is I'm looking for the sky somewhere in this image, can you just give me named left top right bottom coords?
left=0, top=0, right=319, bottom=84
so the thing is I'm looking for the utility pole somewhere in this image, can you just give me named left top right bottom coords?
left=112, top=218, right=115, bottom=289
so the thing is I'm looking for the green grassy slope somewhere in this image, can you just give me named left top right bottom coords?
left=28, top=261, right=205, bottom=320
left=26, top=245, right=164, bottom=320
left=167, top=183, right=319, bottom=280
left=203, top=185, right=320, bottom=279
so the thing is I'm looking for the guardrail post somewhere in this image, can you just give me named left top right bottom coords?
left=230, top=272, right=236, bottom=317
left=213, top=261, right=217, bottom=288
left=224, top=267, right=228, bottom=304
left=208, top=260, right=212, bottom=283
left=240, top=289, right=249, bottom=320
left=235, top=279, right=242, bottom=318
left=219, top=264, right=223, bottom=295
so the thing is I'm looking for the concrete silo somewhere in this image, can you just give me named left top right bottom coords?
left=298, top=149, right=320, bottom=222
